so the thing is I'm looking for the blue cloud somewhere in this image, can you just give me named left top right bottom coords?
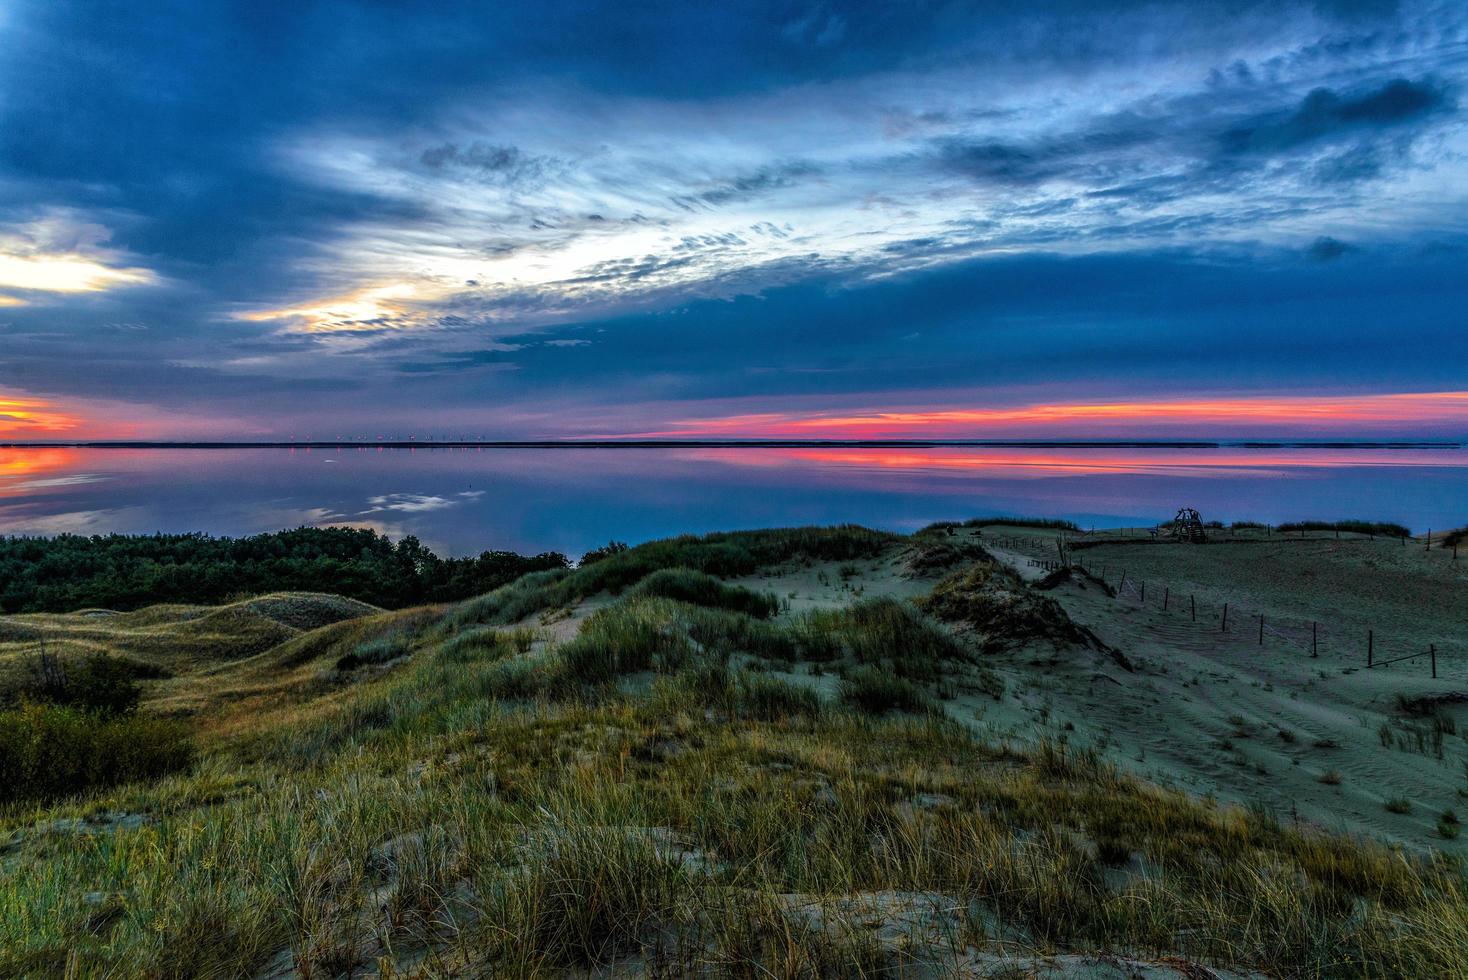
left=0, top=0, right=1464, bottom=436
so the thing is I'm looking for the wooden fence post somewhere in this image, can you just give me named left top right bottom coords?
left=1141, top=581, right=1146, bottom=603
left=1222, top=603, right=1228, bottom=632
left=1368, top=629, right=1374, bottom=668
left=1163, top=587, right=1169, bottom=611
left=1312, top=621, right=1317, bottom=658
left=1431, top=644, right=1437, bottom=679
left=1426, top=530, right=1431, bottom=552
left=1258, top=614, right=1264, bottom=646
left=1191, top=594, right=1196, bottom=622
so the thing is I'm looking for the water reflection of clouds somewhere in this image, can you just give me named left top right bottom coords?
left=681, top=447, right=1463, bottom=480
left=362, top=490, right=484, bottom=514
left=0, top=505, right=145, bottom=535
left=0, top=447, right=1463, bottom=551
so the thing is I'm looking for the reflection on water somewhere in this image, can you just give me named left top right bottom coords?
left=0, top=446, right=1463, bottom=556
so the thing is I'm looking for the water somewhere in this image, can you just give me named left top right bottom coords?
left=1, top=445, right=1462, bottom=557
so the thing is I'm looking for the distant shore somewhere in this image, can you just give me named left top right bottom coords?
left=3, top=439, right=1464, bottom=450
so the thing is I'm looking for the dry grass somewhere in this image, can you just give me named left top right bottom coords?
left=0, top=527, right=1464, bottom=977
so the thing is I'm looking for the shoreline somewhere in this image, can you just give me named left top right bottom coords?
left=3, top=439, right=1464, bottom=450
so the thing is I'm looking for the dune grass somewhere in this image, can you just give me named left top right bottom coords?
left=4, top=622, right=1463, bottom=976
left=1275, top=519, right=1413, bottom=538
left=628, top=567, right=780, bottom=618
left=450, top=525, right=896, bottom=628
left=3, top=523, right=1467, bottom=976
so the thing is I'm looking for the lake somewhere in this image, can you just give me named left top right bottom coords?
left=1, top=445, right=1463, bottom=557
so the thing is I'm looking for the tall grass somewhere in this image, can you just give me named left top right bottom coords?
left=4, top=538, right=1467, bottom=978
left=628, top=567, right=779, bottom=618
left=449, top=525, right=895, bottom=628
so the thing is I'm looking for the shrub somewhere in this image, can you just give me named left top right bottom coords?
left=1385, top=796, right=1412, bottom=814
left=839, top=666, right=930, bottom=715
left=579, top=540, right=629, bottom=566
left=21, top=651, right=141, bottom=716
left=0, top=702, right=194, bottom=803
left=629, top=568, right=779, bottom=618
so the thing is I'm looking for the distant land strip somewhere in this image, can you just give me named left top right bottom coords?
left=2, top=440, right=1464, bottom=450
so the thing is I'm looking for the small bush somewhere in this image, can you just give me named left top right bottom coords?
left=839, top=666, right=930, bottom=715
left=579, top=540, right=629, bottom=567
left=0, top=702, right=194, bottom=803
left=630, top=568, right=778, bottom=618
left=1385, top=796, right=1412, bottom=814
left=20, top=651, right=142, bottom=716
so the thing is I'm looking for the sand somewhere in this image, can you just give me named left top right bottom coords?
left=737, top=524, right=1468, bottom=853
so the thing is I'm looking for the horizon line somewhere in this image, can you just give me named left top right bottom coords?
left=2, top=439, right=1465, bottom=450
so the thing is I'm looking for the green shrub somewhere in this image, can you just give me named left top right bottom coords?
left=0, top=702, right=194, bottom=803
left=839, top=666, right=931, bottom=714
left=578, top=540, right=629, bottom=566
left=20, top=651, right=142, bottom=716
left=630, top=568, right=779, bottom=618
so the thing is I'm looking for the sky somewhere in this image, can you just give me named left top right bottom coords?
left=0, top=0, right=1465, bottom=442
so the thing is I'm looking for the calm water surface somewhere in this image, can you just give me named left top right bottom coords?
left=1, top=446, right=1463, bottom=557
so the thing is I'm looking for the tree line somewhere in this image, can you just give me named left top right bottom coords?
left=0, top=527, right=570, bottom=613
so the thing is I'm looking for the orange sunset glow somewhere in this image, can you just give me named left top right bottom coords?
left=0, top=396, right=82, bottom=436
left=652, top=391, right=1468, bottom=439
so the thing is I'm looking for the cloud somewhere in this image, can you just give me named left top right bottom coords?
left=0, top=214, right=157, bottom=297
left=418, top=142, right=558, bottom=186
left=1306, top=236, right=1356, bottom=260
left=0, top=0, right=1465, bottom=438
left=1219, top=78, right=1452, bottom=155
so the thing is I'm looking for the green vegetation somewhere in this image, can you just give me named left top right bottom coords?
left=2, top=521, right=1465, bottom=976
left=0, top=701, right=193, bottom=804
left=0, top=527, right=569, bottom=613
left=839, top=664, right=931, bottom=714
left=628, top=567, right=779, bottom=618
left=453, top=524, right=896, bottom=628
left=921, top=516, right=1082, bottom=532
left=9, top=649, right=149, bottom=714
left=1275, top=519, right=1413, bottom=538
